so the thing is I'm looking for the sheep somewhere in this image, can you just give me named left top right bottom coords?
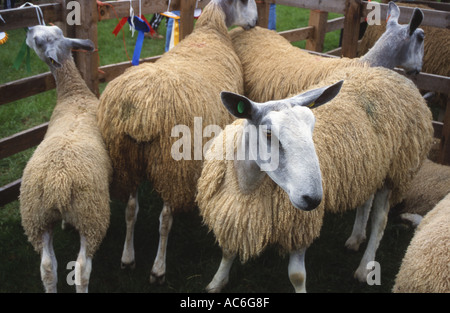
left=359, top=2, right=450, bottom=78
left=197, top=80, right=344, bottom=293
left=392, top=192, right=450, bottom=293
left=19, top=25, right=112, bottom=293
left=97, top=0, right=258, bottom=284
left=359, top=2, right=450, bottom=118
left=226, top=2, right=431, bottom=284
left=229, top=1, right=425, bottom=103
left=198, top=64, right=433, bottom=291
left=392, top=159, right=450, bottom=227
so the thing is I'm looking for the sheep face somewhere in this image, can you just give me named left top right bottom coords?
left=384, top=2, right=425, bottom=74
left=26, top=25, right=94, bottom=69
left=220, top=80, right=343, bottom=211
left=218, top=0, right=258, bottom=29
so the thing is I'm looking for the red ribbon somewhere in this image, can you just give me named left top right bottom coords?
left=113, top=17, right=128, bottom=36
left=113, top=15, right=155, bottom=37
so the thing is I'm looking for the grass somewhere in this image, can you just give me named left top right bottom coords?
left=0, top=5, right=416, bottom=293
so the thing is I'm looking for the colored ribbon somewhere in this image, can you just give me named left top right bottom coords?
left=13, top=31, right=31, bottom=73
left=128, top=16, right=150, bottom=66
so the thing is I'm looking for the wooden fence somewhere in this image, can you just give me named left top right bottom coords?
left=0, top=0, right=449, bottom=207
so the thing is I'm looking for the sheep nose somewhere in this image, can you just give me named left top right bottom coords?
left=302, top=195, right=322, bottom=211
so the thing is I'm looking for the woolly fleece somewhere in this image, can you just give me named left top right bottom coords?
left=396, top=159, right=450, bottom=217
left=230, top=26, right=368, bottom=103
left=392, top=192, right=450, bottom=293
left=20, top=60, right=112, bottom=257
left=197, top=66, right=433, bottom=261
left=97, top=2, right=243, bottom=211
left=196, top=119, right=324, bottom=262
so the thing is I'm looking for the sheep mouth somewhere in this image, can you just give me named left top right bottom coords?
left=406, top=69, right=420, bottom=76
left=243, top=22, right=256, bottom=30
left=49, top=57, right=62, bottom=68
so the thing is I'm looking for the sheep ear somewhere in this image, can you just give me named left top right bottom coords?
left=66, top=38, right=95, bottom=52
left=291, top=80, right=344, bottom=109
left=408, top=8, right=423, bottom=36
left=387, top=1, right=400, bottom=26
left=220, top=91, right=254, bottom=119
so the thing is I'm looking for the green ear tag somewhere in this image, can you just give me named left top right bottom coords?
left=237, top=101, right=245, bottom=114
left=307, top=102, right=315, bottom=108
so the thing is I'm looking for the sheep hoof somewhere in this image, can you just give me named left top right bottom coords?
left=120, top=261, right=136, bottom=270
left=353, top=267, right=369, bottom=283
left=205, top=285, right=222, bottom=293
left=150, top=272, right=165, bottom=285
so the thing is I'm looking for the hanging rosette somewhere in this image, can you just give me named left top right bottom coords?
left=128, top=15, right=150, bottom=65
left=112, top=0, right=153, bottom=65
left=0, top=14, right=7, bottom=45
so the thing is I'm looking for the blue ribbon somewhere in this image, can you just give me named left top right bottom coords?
left=128, top=16, right=150, bottom=66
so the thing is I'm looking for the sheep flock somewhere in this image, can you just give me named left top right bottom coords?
left=13, top=0, right=449, bottom=293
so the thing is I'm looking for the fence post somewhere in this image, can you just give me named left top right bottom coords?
left=342, top=0, right=362, bottom=58
left=439, top=98, right=450, bottom=165
left=305, top=10, right=328, bottom=52
left=256, top=0, right=271, bottom=28
left=70, top=0, right=99, bottom=97
left=179, top=0, right=196, bottom=41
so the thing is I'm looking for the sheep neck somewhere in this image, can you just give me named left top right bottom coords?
left=195, top=1, right=228, bottom=36
left=359, top=36, right=397, bottom=69
left=51, top=57, right=95, bottom=101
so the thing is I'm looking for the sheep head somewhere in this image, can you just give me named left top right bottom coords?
left=220, top=80, right=344, bottom=211
left=380, top=2, right=425, bottom=74
left=216, top=0, right=258, bottom=29
left=26, top=25, right=94, bottom=69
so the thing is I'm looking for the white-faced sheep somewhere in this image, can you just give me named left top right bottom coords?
left=197, top=81, right=344, bottom=293
left=20, top=25, right=112, bottom=293
left=197, top=63, right=433, bottom=291
left=97, top=0, right=258, bottom=284
left=392, top=159, right=450, bottom=227
left=229, top=1, right=425, bottom=103
left=359, top=2, right=450, bottom=118
left=392, top=192, right=450, bottom=293
left=225, top=2, right=431, bottom=284
left=359, top=2, right=449, bottom=78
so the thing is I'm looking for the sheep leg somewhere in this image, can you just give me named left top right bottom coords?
left=75, top=235, right=92, bottom=293
left=354, top=185, right=391, bottom=283
left=288, top=248, right=307, bottom=293
left=345, top=194, right=375, bottom=251
left=40, top=229, right=57, bottom=293
left=206, top=251, right=236, bottom=293
left=121, top=191, right=139, bottom=269
left=150, top=203, right=173, bottom=284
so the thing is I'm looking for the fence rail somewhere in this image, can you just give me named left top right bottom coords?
left=1, top=0, right=449, bottom=206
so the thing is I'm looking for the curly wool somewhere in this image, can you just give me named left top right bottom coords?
left=395, top=159, right=450, bottom=217
left=196, top=120, right=324, bottom=262
left=230, top=26, right=433, bottom=212
left=392, top=192, right=450, bottom=293
left=230, top=26, right=368, bottom=103
left=97, top=2, right=243, bottom=210
left=20, top=60, right=112, bottom=257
